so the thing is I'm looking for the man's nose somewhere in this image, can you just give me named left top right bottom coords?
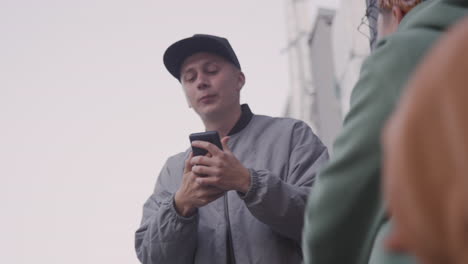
left=197, top=74, right=210, bottom=90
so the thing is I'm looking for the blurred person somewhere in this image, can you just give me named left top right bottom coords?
left=383, top=16, right=468, bottom=264
left=302, top=0, right=468, bottom=264
left=135, top=34, right=328, bottom=264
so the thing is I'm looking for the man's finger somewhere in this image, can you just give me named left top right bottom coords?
left=196, top=176, right=221, bottom=188
left=184, top=152, right=194, bottom=174
left=190, top=155, right=217, bottom=167
left=191, top=140, right=223, bottom=156
left=221, top=136, right=231, bottom=152
left=192, top=164, right=219, bottom=177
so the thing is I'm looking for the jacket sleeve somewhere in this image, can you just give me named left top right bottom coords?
left=239, top=121, right=329, bottom=244
left=301, top=27, right=439, bottom=264
left=301, top=51, right=400, bottom=264
left=135, top=159, right=198, bottom=264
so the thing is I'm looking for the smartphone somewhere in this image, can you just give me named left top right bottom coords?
left=189, top=131, right=223, bottom=156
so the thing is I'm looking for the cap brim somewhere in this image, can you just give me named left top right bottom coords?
left=163, top=36, right=235, bottom=81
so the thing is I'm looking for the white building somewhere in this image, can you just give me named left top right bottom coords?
left=284, top=0, right=372, bottom=150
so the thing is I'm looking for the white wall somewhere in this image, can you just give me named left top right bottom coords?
left=332, top=0, right=371, bottom=115
left=283, top=0, right=339, bottom=132
left=283, top=0, right=372, bottom=149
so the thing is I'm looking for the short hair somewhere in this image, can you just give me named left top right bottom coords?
left=379, top=0, right=424, bottom=12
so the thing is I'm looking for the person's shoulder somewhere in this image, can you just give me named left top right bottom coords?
left=252, top=114, right=309, bottom=127
left=355, top=11, right=440, bottom=103
left=351, top=0, right=467, bottom=107
left=399, top=0, right=468, bottom=32
left=377, top=0, right=468, bottom=55
left=249, top=114, right=316, bottom=137
left=165, top=149, right=190, bottom=167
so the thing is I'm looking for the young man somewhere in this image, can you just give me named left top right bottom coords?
left=135, top=34, right=328, bottom=264
left=302, top=1, right=468, bottom=264
left=383, top=16, right=468, bottom=264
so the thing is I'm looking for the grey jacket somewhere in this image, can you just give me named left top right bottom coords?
left=135, top=112, right=328, bottom=264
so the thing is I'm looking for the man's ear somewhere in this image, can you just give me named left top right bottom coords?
left=392, top=6, right=405, bottom=25
left=237, top=72, right=246, bottom=91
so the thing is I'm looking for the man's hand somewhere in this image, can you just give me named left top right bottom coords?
left=174, top=153, right=225, bottom=217
left=190, top=137, right=251, bottom=194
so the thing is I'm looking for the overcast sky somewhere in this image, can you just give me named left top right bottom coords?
left=1, top=0, right=337, bottom=263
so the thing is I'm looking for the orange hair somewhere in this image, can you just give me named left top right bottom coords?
left=379, top=0, right=423, bottom=12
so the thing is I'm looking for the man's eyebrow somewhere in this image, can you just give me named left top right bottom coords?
left=181, top=67, right=195, bottom=76
left=181, top=58, right=222, bottom=75
left=204, top=60, right=221, bottom=67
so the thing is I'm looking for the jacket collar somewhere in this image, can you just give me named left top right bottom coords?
left=228, top=104, right=253, bottom=136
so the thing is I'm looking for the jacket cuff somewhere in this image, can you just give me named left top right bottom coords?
left=168, top=194, right=198, bottom=223
left=238, top=168, right=261, bottom=201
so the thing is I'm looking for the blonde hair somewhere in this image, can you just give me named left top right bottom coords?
left=379, top=0, right=423, bottom=12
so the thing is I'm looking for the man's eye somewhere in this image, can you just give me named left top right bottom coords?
left=205, top=63, right=219, bottom=73
left=207, top=67, right=218, bottom=74
left=184, top=74, right=195, bottom=82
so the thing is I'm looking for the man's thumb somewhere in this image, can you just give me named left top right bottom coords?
left=221, top=136, right=230, bottom=151
left=184, top=152, right=193, bottom=173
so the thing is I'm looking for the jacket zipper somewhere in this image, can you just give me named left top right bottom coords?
left=224, top=193, right=236, bottom=264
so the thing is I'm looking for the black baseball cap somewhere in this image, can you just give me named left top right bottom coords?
left=163, top=34, right=241, bottom=81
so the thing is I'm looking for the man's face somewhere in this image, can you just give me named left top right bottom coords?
left=180, top=52, right=244, bottom=120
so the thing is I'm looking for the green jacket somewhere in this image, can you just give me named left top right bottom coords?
left=302, top=1, right=468, bottom=264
